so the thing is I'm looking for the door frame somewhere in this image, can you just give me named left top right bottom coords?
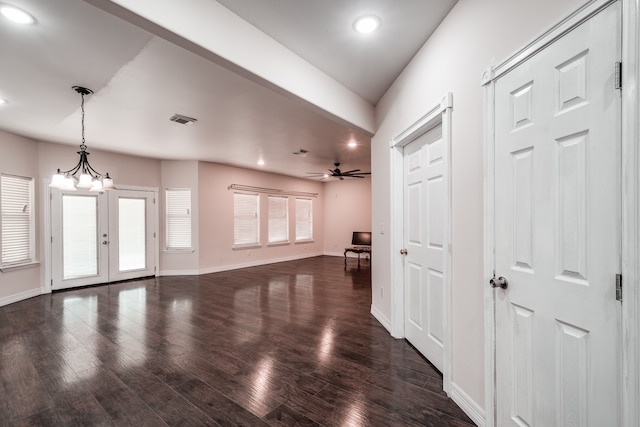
left=43, top=184, right=159, bottom=294
left=390, top=92, right=453, bottom=391
left=482, top=0, right=640, bottom=426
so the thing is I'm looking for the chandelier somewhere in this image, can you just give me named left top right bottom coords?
left=49, top=86, right=115, bottom=191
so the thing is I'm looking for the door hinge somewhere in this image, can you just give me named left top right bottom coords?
left=616, top=273, right=622, bottom=301
left=153, top=232, right=156, bottom=238
left=615, top=62, right=622, bottom=90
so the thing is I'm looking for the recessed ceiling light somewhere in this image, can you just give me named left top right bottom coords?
left=353, top=15, right=381, bottom=34
left=348, top=141, right=357, bottom=148
left=0, top=99, right=6, bottom=105
left=258, top=159, right=265, bottom=166
left=0, top=4, right=36, bottom=25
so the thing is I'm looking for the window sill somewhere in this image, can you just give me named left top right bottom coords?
left=295, top=239, right=314, bottom=244
left=0, top=261, right=40, bottom=273
left=267, top=241, right=290, bottom=247
left=163, top=249, right=195, bottom=254
left=233, top=243, right=262, bottom=250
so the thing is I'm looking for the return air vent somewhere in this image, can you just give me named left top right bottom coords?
left=169, top=114, right=197, bottom=125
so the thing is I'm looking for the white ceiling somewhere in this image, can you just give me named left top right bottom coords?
left=0, top=0, right=457, bottom=180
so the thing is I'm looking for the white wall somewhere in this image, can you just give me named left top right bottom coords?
left=197, top=162, right=325, bottom=273
left=0, top=131, right=41, bottom=305
left=0, top=131, right=163, bottom=305
left=371, top=0, right=585, bottom=413
left=323, top=178, right=371, bottom=256
left=160, top=160, right=200, bottom=274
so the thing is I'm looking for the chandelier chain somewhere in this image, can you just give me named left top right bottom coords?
left=80, top=91, right=86, bottom=151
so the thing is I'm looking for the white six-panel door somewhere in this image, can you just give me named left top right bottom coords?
left=404, top=124, right=445, bottom=371
left=493, top=3, right=621, bottom=425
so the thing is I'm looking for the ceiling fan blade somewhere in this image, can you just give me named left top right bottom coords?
left=338, top=176, right=344, bottom=180
left=342, top=169, right=360, bottom=174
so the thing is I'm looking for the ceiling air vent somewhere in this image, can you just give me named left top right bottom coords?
left=169, top=114, right=197, bottom=125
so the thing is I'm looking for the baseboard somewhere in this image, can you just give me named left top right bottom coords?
left=158, top=268, right=201, bottom=276
left=160, top=252, right=325, bottom=276
left=0, top=287, right=43, bottom=307
left=370, top=304, right=392, bottom=333
left=324, top=250, right=345, bottom=257
left=449, top=382, right=485, bottom=427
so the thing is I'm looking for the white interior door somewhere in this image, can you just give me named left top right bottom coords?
left=404, top=123, right=445, bottom=372
left=51, top=188, right=155, bottom=290
left=493, top=4, right=621, bottom=425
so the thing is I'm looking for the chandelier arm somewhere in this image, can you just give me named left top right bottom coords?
left=59, top=159, right=84, bottom=176
left=84, top=159, right=105, bottom=178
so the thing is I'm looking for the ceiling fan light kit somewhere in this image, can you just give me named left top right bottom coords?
left=307, top=162, right=371, bottom=180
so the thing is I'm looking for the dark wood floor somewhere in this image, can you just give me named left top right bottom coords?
left=0, top=256, right=475, bottom=426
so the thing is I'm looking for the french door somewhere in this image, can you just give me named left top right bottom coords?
left=51, top=188, right=156, bottom=290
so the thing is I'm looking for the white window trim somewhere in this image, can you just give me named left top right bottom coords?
left=1, top=173, right=36, bottom=269
left=294, top=197, right=313, bottom=242
left=267, top=195, right=289, bottom=245
left=233, top=192, right=260, bottom=247
left=165, top=188, right=192, bottom=251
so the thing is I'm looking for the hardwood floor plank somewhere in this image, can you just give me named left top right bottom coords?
left=175, top=378, right=269, bottom=426
left=0, top=256, right=474, bottom=426
left=0, top=336, right=54, bottom=421
left=264, top=404, right=320, bottom=426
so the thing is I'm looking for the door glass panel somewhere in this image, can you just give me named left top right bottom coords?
left=118, top=198, right=146, bottom=272
left=63, top=195, right=98, bottom=279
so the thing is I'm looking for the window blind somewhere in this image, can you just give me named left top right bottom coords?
left=268, top=196, right=288, bottom=243
left=1, top=174, right=34, bottom=266
left=295, top=198, right=313, bottom=241
left=234, top=193, right=259, bottom=245
left=166, top=189, right=191, bottom=249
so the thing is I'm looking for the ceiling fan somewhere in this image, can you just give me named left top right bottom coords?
left=307, top=162, right=371, bottom=180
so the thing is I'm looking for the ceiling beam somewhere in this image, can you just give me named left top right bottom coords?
left=84, top=0, right=376, bottom=136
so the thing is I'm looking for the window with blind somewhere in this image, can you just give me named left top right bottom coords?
left=166, top=189, right=192, bottom=250
left=1, top=174, right=34, bottom=267
left=234, top=193, right=260, bottom=246
left=267, top=196, right=288, bottom=244
left=295, top=198, right=313, bottom=241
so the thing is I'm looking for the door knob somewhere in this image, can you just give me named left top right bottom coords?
left=400, top=249, right=408, bottom=255
left=102, top=241, right=109, bottom=245
left=490, top=275, right=508, bottom=289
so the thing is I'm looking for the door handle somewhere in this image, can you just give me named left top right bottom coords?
left=490, top=275, right=508, bottom=289
left=102, top=241, right=109, bottom=245
left=400, top=249, right=408, bottom=255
